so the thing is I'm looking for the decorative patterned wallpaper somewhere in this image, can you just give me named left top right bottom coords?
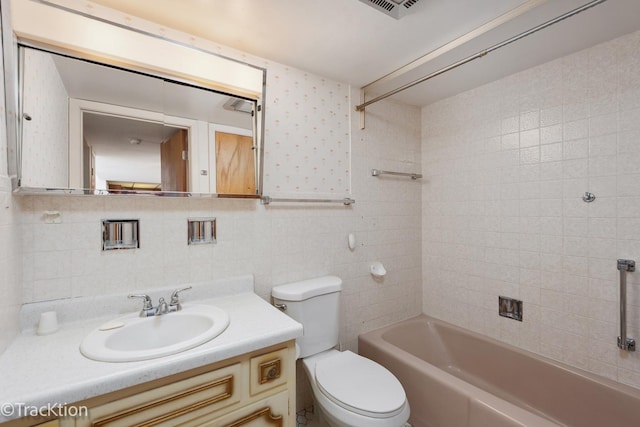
left=58, top=0, right=351, bottom=197
left=21, top=48, right=69, bottom=188
left=263, top=66, right=351, bottom=196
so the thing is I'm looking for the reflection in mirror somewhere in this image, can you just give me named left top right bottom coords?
left=18, top=45, right=260, bottom=196
left=83, top=113, right=186, bottom=192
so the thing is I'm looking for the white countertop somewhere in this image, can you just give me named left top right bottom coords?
left=0, top=277, right=302, bottom=422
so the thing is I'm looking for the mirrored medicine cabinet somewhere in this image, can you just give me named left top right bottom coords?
left=2, top=0, right=266, bottom=198
left=14, top=43, right=264, bottom=197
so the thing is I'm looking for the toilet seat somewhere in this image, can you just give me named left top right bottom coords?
left=314, top=351, right=406, bottom=419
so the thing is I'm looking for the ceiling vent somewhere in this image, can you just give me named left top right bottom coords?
left=357, top=0, right=422, bottom=19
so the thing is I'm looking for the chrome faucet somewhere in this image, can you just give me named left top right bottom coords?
left=155, top=297, right=169, bottom=315
left=128, top=286, right=193, bottom=317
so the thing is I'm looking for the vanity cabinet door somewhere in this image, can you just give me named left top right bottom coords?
left=249, top=348, right=290, bottom=396
left=184, top=390, right=288, bottom=427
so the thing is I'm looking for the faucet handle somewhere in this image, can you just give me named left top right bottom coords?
left=128, top=294, right=154, bottom=317
left=169, top=286, right=192, bottom=308
left=128, top=293, right=153, bottom=310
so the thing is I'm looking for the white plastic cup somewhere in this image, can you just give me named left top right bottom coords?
left=37, top=311, right=59, bottom=335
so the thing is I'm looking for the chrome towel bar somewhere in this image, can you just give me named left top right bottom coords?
left=371, top=169, right=422, bottom=180
left=261, top=196, right=355, bottom=206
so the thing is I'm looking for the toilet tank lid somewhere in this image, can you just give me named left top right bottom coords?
left=272, top=276, right=342, bottom=301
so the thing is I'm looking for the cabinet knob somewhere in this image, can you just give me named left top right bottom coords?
left=259, top=359, right=281, bottom=384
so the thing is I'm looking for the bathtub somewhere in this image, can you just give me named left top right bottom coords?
left=358, top=314, right=640, bottom=427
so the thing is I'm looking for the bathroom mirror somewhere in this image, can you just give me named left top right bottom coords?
left=16, top=44, right=264, bottom=196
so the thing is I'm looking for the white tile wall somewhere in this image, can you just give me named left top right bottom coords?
left=0, top=176, right=21, bottom=355
left=422, top=29, right=640, bottom=389
left=0, top=31, right=21, bottom=352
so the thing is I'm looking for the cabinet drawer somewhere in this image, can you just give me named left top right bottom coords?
left=187, top=390, right=289, bottom=427
left=80, top=363, right=242, bottom=427
left=249, top=348, right=289, bottom=396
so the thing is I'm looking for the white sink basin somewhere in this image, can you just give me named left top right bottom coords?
left=80, top=304, right=229, bottom=362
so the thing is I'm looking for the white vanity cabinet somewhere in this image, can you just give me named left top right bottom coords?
left=85, top=343, right=294, bottom=427
left=3, top=342, right=295, bottom=427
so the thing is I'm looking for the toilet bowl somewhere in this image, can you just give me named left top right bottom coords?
left=271, top=276, right=410, bottom=427
left=303, top=349, right=410, bottom=427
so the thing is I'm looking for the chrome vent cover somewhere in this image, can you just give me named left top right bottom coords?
left=357, top=0, right=422, bottom=19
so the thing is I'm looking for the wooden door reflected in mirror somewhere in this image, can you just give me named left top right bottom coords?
left=215, top=131, right=256, bottom=195
left=161, top=129, right=188, bottom=192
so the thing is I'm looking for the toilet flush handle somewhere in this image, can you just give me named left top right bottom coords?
left=274, top=303, right=287, bottom=311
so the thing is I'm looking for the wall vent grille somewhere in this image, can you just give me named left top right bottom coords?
left=358, top=0, right=422, bottom=19
left=403, top=0, right=419, bottom=9
left=371, top=0, right=394, bottom=12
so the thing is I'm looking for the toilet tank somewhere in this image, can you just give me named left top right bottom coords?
left=272, top=276, right=342, bottom=358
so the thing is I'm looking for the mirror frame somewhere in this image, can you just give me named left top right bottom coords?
left=2, top=0, right=266, bottom=198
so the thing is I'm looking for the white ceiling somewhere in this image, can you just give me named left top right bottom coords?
left=91, top=0, right=640, bottom=107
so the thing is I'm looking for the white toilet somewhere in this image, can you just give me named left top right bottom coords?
left=272, top=276, right=410, bottom=427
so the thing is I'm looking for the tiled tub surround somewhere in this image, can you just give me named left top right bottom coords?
left=422, top=29, right=640, bottom=388
left=0, top=275, right=302, bottom=423
left=360, top=315, right=640, bottom=427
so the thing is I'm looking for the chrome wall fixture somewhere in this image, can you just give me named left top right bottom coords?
left=582, top=192, right=596, bottom=203
left=188, top=218, right=217, bottom=245
left=371, top=169, right=423, bottom=180
left=102, top=219, right=139, bottom=250
left=261, top=196, right=355, bottom=206
left=617, top=259, right=635, bottom=351
left=499, top=296, right=523, bottom=322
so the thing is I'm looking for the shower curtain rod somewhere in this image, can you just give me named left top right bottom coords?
left=355, top=0, right=607, bottom=112
left=362, top=0, right=548, bottom=94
